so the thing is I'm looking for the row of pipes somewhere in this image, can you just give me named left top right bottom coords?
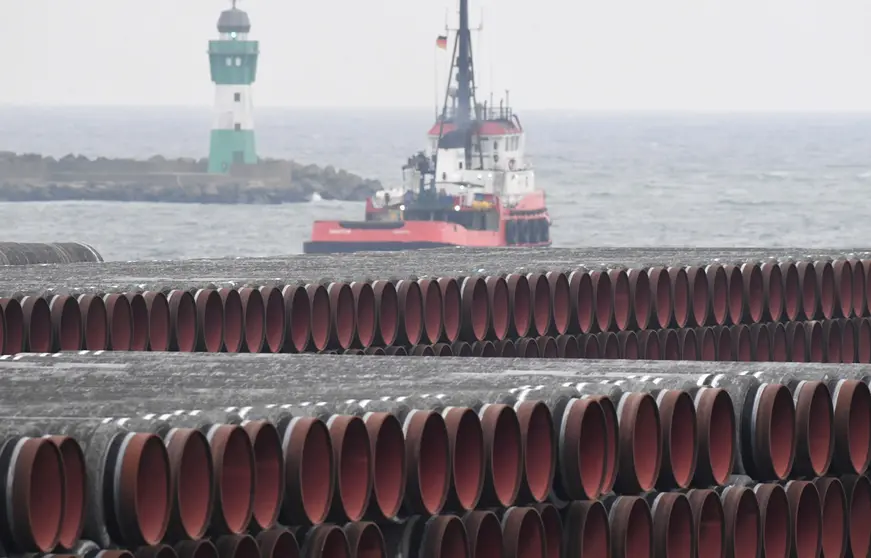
left=1, top=287, right=869, bottom=364
left=2, top=258, right=871, bottom=355
left=5, top=248, right=871, bottom=558
left=341, top=318, right=871, bottom=363
left=0, top=352, right=868, bottom=558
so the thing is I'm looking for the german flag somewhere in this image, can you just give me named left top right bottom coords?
left=436, top=35, right=448, bottom=50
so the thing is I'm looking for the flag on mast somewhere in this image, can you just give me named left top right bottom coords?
left=436, top=35, right=448, bottom=50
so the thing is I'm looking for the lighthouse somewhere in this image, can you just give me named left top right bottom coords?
left=208, top=1, right=259, bottom=174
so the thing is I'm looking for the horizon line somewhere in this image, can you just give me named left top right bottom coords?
left=2, top=103, right=871, bottom=114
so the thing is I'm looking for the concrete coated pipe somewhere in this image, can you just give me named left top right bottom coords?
left=382, top=515, right=468, bottom=558
left=0, top=242, right=102, bottom=265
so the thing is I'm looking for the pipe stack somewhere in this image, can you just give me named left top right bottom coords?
left=0, top=351, right=868, bottom=557
left=0, top=249, right=868, bottom=362
left=0, top=242, right=103, bottom=265
left=0, top=246, right=870, bottom=558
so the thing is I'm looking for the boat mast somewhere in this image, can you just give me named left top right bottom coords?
left=456, top=0, right=472, bottom=129
left=434, top=0, right=482, bottom=176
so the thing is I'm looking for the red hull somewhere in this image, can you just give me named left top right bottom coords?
left=304, top=191, right=550, bottom=254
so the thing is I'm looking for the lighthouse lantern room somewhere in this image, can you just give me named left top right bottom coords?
left=208, top=0, right=259, bottom=174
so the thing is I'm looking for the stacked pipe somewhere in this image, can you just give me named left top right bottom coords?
left=1, top=250, right=871, bottom=362
left=4, top=246, right=871, bottom=558
left=2, top=351, right=871, bottom=557
left=0, top=242, right=103, bottom=265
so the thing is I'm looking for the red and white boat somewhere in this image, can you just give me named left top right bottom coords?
left=303, top=0, right=550, bottom=254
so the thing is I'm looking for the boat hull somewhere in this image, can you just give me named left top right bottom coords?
left=303, top=216, right=551, bottom=254
left=303, top=240, right=458, bottom=254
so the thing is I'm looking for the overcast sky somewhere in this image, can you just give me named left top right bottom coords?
left=2, top=0, right=870, bottom=110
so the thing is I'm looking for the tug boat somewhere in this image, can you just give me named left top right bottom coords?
left=302, top=0, right=550, bottom=254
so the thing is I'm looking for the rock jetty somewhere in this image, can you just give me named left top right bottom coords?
left=0, top=152, right=382, bottom=204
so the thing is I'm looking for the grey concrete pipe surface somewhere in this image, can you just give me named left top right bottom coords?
left=0, top=242, right=102, bottom=266
left=0, top=351, right=809, bottom=418
left=8, top=352, right=849, bottom=484
left=0, top=247, right=868, bottom=295
left=0, top=349, right=845, bottom=407
left=0, top=351, right=631, bottom=416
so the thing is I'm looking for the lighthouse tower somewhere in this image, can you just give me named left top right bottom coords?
left=207, top=1, right=259, bottom=174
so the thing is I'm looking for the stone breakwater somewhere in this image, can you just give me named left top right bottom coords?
left=0, top=152, right=382, bottom=204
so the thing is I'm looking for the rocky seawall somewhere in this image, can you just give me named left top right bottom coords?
left=0, top=152, right=382, bottom=204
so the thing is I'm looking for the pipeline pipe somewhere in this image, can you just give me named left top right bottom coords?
left=580, top=376, right=701, bottom=491
left=174, top=539, right=219, bottom=558
left=0, top=242, right=103, bottom=265
left=382, top=515, right=468, bottom=558
left=223, top=406, right=334, bottom=528
left=144, top=356, right=783, bottom=482
left=685, top=489, right=724, bottom=558
left=813, top=477, right=847, bottom=558
left=513, top=386, right=608, bottom=502
left=717, top=485, right=760, bottom=558
left=232, top=405, right=364, bottom=524
left=354, top=411, right=407, bottom=522
left=4, top=249, right=871, bottom=292
left=569, top=359, right=860, bottom=474
left=0, top=355, right=608, bottom=508
left=0, top=434, right=65, bottom=552
left=494, top=358, right=869, bottom=476
left=485, top=276, right=510, bottom=341
left=0, top=418, right=171, bottom=549
left=5, top=254, right=867, bottom=337
left=579, top=371, right=794, bottom=481
left=496, top=507, right=546, bottom=558
left=257, top=287, right=285, bottom=354
left=0, top=353, right=611, bottom=502
left=784, top=481, right=822, bottom=558
left=462, top=511, right=502, bottom=558
left=557, top=382, right=661, bottom=495
left=156, top=425, right=215, bottom=542
left=101, top=294, right=132, bottom=351
left=563, top=500, right=610, bottom=558
left=752, top=483, right=790, bottom=558
left=71, top=540, right=136, bottom=558
left=440, top=406, right=485, bottom=512
left=1, top=357, right=844, bottom=498
left=339, top=400, right=449, bottom=518
left=142, top=291, right=170, bottom=352
left=296, top=524, right=350, bottom=558
left=747, top=373, right=833, bottom=477
left=280, top=285, right=311, bottom=353
left=134, top=412, right=253, bottom=537
left=343, top=522, right=384, bottom=558
left=646, top=492, right=694, bottom=558
left=417, top=279, right=444, bottom=345
left=604, top=496, right=653, bottom=558
left=546, top=272, right=571, bottom=337
left=379, top=394, right=520, bottom=510
left=1, top=299, right=20, bottom=355
left=47, top=435, right=88, bottom=551
left=840, top=475, right=871, bottom=558
left=10, top=410, right=212, bottom=544
left=292, top=400, right=407, bottom=521
left=134, top=544, right=178, bottom=558
left=256, top=529, right=299, bottom=558
left=213, top=535, right=260, bottom=558
left=531, top=504, right=561, bottom=558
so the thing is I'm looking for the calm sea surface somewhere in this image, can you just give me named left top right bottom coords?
left=2, top=106, right=870, bottom=261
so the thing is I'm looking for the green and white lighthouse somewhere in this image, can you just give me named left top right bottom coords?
left=208, top=1, right=259, bottom=174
